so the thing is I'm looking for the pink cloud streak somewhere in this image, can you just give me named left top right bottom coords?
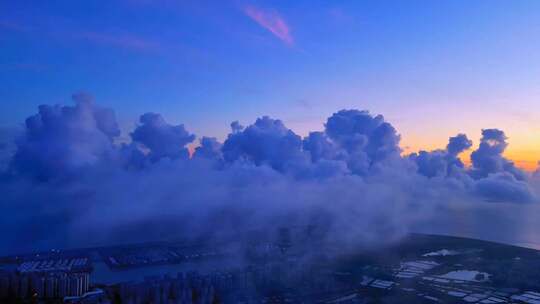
left=243, top=5, right=294, bottom=46
left=77, top=31, right=159, bottom=51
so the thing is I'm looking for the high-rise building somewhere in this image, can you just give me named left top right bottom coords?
left=58, top=274, right=69, bottom=298
left=0, top=266, right=91, bottom=301
left=31, top=274, right=45, bottom=298
left=0, top=274, right=9, bottom=298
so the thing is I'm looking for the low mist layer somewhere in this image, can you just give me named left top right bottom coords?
left=1, top=93, right=539, bottom=255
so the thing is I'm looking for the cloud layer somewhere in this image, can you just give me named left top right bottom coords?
left=0, top=95, right=539, bottom=255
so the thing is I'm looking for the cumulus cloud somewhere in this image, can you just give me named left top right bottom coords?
left=8, top=93, right=120, bottom=181
left=303, top=131, right=339, bottom=162
left=410, top=134, right=471, bottom=179
left=447, top=133, right=473, bottom=156
left=470, top=129, right=526, bottom=180
left=409, top=130, right=535, bottom=203
left=222, top=116, right=305, bottom=172
left=0, top=126, right=19, bottom=171
left=230, top=121, right=244, bottom=133
left=0, top=96, right=538, bottom=255
left=194, top=137, right=222, bottom=160
left=325, top=110, right=400, bottom=156
left=323, top=110, right=402, bottom=175
left=474, top=172, right=535, bottom=203
left=466, top=129, right=533, bottom=203
left=131, top=112, right=195, bottom=162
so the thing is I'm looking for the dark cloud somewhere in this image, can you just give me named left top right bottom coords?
left=0, top=97, right=538, bottom=255
left=230, top=121, right=244, bottom=133
left=131, top=112, right=195, bottom=162
left=303, top=131, right=339, bottom=162
left=474, top=172, right=535, bottom=203
left=194, top=137, right=223, bottom=160
left=222, top=116, right=306, bottom=172
left=470, top=129, right=526, bottom=180
left=447, top=133, right=473, bottom=156
left=324, top=110, right=402, bottom=175
left=410, top=150, right=452, bottom=178
left=409, top=131, right=535, bottom=203
left=410, top=134, right=471, bottom=179
left=8, top=94, right=119, bottom=181
left=0, top=126, right=20, bottom=171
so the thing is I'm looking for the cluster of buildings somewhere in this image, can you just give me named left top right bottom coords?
left=354, top=256, right=540, bottom=304
left=6, top=235, right=538, bottom=303
left=117, top=272, right=220, bottom=304
left=19, top=258, right=89, bottom=273
left=0, top=257, right=92, bottom=302
left=102, top=245, right=221, bottom=268
left=0, top=247, right=354, bottom=303
left=113, top=262, right=357, bottom=304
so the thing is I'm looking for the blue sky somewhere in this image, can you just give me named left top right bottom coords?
left=2, top=0, right=540, bottom=167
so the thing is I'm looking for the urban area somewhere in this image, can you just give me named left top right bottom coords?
left=1, top=231, right=540, bottom=304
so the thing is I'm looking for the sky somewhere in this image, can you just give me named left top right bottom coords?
left=1, top=0, right=540, bottom=169
left=3, top=1, right=540, bottom=254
